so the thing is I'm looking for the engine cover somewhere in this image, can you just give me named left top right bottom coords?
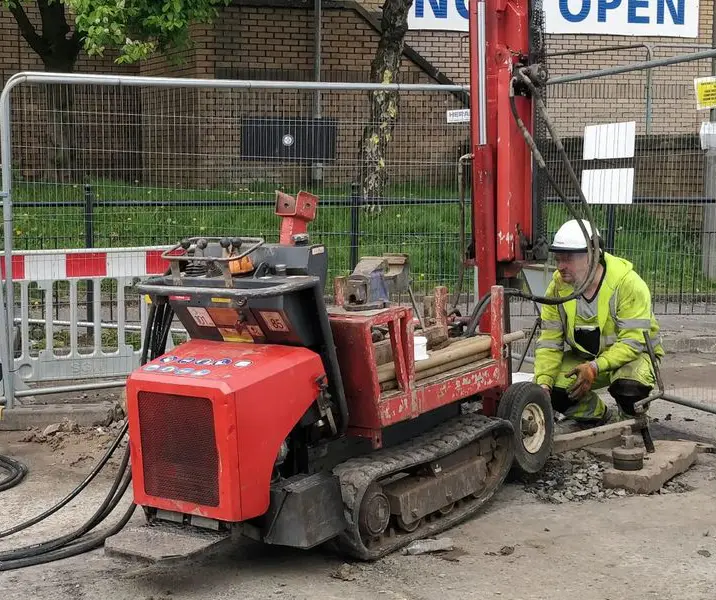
left=126, top=339, right=325, bottom=523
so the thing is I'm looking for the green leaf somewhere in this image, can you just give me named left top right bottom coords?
left=59, top=0, right=230, bottom=63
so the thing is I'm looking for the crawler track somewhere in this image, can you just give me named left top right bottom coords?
left=332, top=413, right=515, bottom=560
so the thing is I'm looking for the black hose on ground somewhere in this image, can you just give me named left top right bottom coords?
left=0, top=421, right=128, bottom=538
left=0, top=301, right=170, bottom=570
left=0, top=445, right=130, bottom=561
left=0, top=473, right=136, bottom=572
left=0, top=455, right=27, bottom=493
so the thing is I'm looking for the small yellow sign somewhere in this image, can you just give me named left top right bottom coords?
left=695, top=76, right=716, bottom=111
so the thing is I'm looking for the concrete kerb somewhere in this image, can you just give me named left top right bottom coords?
left=0, top=401, right=118, bottom=431
left=661, top=335, right=716, bottom=354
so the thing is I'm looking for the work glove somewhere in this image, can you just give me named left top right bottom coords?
left=566, top=361, right=598, bottom=400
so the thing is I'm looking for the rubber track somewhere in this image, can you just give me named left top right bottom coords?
left=332, top=413, right=515, bottom=560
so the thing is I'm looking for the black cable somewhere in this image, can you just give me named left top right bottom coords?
left=516, top=316, right=541, bottom=372
left=0, top=489, right=136, bottom=572
left=0, top=446, right=130, bottom=561
left=0, top=303, right=165, bottom=570
left=0, top=421, right=127, bottom=538
left=450, top=153, right=472, bottom=313
left=507, top=80, right=600, bottom=303
left=466, top=66, right=605, bottom=336
left=157, top=306, right=175, bottom=359
left=0, top=455, right=28, bottom=492
left=140, top=303, right=157, bottom=366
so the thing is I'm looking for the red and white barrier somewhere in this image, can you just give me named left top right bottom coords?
left=0, top=246, right=172, bottom=281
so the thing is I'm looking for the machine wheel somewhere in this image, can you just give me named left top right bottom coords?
left=358, top=484, right=391, bottom=540
left=497, top=381, right=553, bottom=476
left=396, top=515, right=421, bottom=532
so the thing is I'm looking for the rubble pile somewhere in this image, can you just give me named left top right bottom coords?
left=522, top=449, right=691, bottom=503
left=523, top=450, right=617, bottom=503
left=19, top=417, right=126, bottom=452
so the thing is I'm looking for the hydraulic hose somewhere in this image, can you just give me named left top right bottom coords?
left=466, top=65, right=603, bottom=336
left=0, top=300, right=170, bottom=571
left=0, top=445, right=130, bottom=561
left=507, top=68, right=601, bottom=303
left=0, top=475, right=135, bottom=571
left=450, top=152, right=474, bottom=313
left=0, top=455, right=27, bottom=492
left=0, top=421, right=127, bottom=538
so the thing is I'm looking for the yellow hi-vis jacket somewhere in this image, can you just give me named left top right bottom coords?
left=534, top=252, right=664, bottom=389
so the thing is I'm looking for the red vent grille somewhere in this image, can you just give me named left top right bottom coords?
left=137, top=392, right=219, bottom=507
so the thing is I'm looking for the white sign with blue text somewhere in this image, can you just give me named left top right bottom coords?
left=407, top=0, right=699, bottom=38
left=544, top=0, right=700, bottom=38
left=407, top=0, right=470, bottom=32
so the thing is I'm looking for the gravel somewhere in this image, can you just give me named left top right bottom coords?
left=522, top=450, right=693, bottom=503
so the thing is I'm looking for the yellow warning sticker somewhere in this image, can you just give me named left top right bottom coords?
left=695, top=76, right=716, bottom=111
left=211, top=297, right=231, bottom=304
left=218, top=327, right=254, bottom=343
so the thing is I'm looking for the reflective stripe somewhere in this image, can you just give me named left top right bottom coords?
left=616, top=318, right=651, bottom=330
left=609, top=292, right=618, bottom=321
left=541, top=319, right=563, bottom=331
left=536, top=340, right=563, bottom=351
left=621, top=338, right=646, bottom=351
left=557, top=304, right=568, bottom=331
left=602, top=335, right=618, bottom=347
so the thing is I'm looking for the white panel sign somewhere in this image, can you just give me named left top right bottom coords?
left=544, top=0, right=700, bottom=38
left=408, top=0, right=469, bottom=31
left=447, top=108, right=471, bottom=123
left=581, top=168, right=635, bottom=204
left=408, top=0, right=699, bottom=37
left=583, top=121, right=636, bottom=160
left=700, top=121, right=716, bottom=150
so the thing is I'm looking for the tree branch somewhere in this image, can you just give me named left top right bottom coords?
left=38, top=0, right=71, bottom=42
left=7, top=1, right=47, bottom=56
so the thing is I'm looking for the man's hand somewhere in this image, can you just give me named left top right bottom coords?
left=566, top=362, right=597, bottom=399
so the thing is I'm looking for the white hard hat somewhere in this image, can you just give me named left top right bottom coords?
left=549, top=219, right=600, bottom=253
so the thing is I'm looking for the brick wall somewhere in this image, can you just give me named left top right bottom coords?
left=2, top=0, right=711, bottom=193
left=0, top=4, right=140, bottom=183
left=153, top=4, right=469, bottom=189
left=541, top=1, right=714, bottom=137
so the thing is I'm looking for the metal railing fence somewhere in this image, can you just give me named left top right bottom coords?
left=534, top=50, right=716, bottom=316
left=0, top=73, right=472, bottom=407
left=3, top=51, right=716, bottom=413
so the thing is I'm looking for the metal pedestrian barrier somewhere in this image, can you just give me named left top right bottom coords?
left=1, top=246, right=181, bottom=404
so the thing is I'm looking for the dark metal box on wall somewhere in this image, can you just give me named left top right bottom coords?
left=240, top=117, right=337, bottom=162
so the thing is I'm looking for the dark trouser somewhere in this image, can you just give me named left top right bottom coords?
left=549, top=352, right=655, bottom=424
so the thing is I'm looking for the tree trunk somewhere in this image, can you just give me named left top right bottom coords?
left=39, top=1, right=82, bottom=183
left=44, top=57, right=78, bottom=183
left=360, top=0, right=412, bottom=205
left=8, top=1, right=82, bottom=181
